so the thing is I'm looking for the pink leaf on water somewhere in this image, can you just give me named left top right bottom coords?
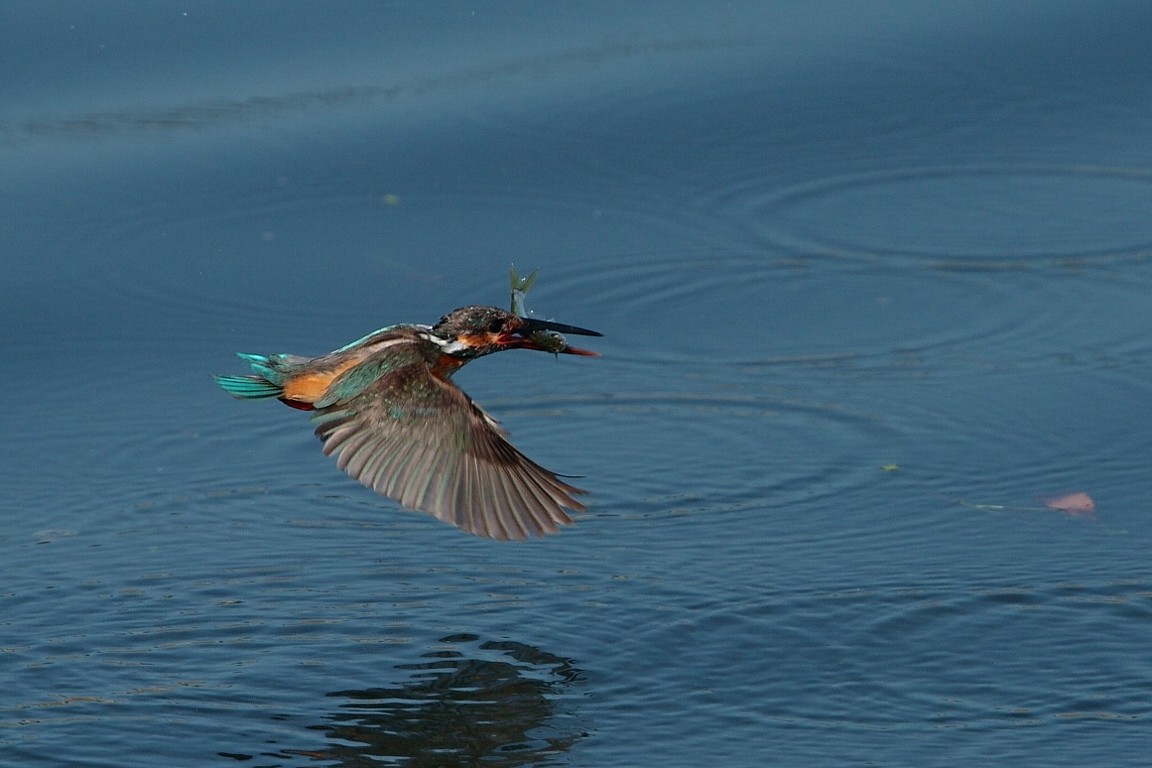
left=1037, top=491, right=1096, bottom=518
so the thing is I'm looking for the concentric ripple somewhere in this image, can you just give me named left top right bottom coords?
left=489, top=389, right=898, bottom=535
left=726, top=165, right=1152, bottom=267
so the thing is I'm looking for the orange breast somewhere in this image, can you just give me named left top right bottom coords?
left=431, top=352, right=466, bottom=379
left=282, top=358, right=361, bottom=404
left=282, top=372, right=336, bottom=403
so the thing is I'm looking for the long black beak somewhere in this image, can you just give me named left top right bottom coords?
left=520, top=317, right=603, bottom=337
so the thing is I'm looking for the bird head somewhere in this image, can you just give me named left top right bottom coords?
left=430, top=306, right=602, bottom=359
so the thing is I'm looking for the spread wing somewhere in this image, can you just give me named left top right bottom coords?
left=310, top=359, right=585, bottom=540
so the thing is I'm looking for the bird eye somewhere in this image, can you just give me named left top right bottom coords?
left=487, top=318, right=504, bottom=333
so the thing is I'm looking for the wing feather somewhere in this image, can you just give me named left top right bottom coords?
left=311, top=356, right=584, bottom=539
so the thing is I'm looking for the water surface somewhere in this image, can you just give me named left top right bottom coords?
left=3, top=2, right=1151, bottom=766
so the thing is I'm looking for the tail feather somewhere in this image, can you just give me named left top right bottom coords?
left=215, top=351, right=308, bottom=400
left=213, top=373, right=283, bottom=400
left=235, top=353, right=285, bottom=384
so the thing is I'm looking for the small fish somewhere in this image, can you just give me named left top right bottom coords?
left=510, top=266, right=572, bottom=354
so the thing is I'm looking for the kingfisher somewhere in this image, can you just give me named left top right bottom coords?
left=213, top=306, right=601, bottom=540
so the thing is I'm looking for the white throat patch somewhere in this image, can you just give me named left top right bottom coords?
left=421, top=328, right=470, bottom=355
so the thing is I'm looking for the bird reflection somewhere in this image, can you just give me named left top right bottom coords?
left=277, top=634, right=585, bottom=766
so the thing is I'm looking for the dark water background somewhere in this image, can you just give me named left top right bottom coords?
left=4, top=2, right=1151, bottom=766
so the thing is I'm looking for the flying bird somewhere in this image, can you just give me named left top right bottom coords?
left=214, top=306, right=601, bottom=540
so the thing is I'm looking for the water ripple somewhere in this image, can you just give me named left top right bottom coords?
left=592, top=577, right=1152, bottom=738
left=718, top=164, right=1152, bottom=268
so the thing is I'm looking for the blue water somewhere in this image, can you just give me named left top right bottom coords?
left=4, top=2, right=1151, bottom=766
